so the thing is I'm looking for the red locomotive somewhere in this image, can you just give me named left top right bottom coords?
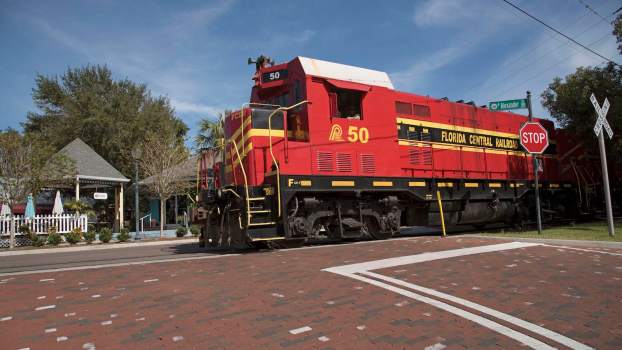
left=196, top=56, right=586, bottom=248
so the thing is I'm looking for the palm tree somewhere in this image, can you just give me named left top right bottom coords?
left=194, top=113, right=225, bottom=151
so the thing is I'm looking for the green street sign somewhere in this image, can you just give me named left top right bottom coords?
left=489, top=99, right=527, bottom=111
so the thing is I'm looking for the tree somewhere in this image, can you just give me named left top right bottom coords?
left=138, top=132, right=190, bottom=238
left=0, top=130, right=75, bottom=248
left=194, top=112, right=226, bottom=151
left=541, top=16, right=622, bottom=170
left=23, top=65, right=188, bottom=177
left=613, top=13, right=622, bottom=55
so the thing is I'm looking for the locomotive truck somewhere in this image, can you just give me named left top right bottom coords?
left=195, top=56, right=592, bottom=249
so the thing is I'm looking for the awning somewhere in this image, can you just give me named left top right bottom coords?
left=325, top=78, right=371, bottom=92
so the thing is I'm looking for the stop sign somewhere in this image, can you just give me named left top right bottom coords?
left=519, top=122, right=549, bottom=154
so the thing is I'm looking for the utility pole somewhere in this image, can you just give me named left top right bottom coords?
left=526, top=91, right=542, bottom=234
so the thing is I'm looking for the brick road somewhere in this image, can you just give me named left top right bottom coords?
left=0, top=236, right=620, bottom=349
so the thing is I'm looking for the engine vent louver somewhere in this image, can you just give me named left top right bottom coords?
left=336, top=153, right=353, bottom=173
left=361, top=154, right=375, bottom=174
left=317, top=151, right=334, bottom=172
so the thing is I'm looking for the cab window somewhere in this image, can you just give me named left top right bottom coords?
left=329, top=88, right=363, bottom=120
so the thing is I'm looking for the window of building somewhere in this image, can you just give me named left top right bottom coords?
left=329, top=89, right=363, bottom=119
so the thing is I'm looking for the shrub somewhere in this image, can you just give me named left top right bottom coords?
left=32, top=236, right=46, bottom=247
left=83, top=230, right=96, bottom=244
left=47, top=226, right=61, bottom=246
left=99, top=228, right=113, bottom=243
left=64, top=227, right=82, bottom=244
left=117, top=228, right=131, bottom=242
left=190, top=225, right=200, bottom=237
left=176, top=226, right=187, bottom=237
left=19, top=224, right=37, bottom=242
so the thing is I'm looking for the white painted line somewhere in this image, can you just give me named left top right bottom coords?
left=323, top=242, right=539, bottom=275
left=56, top=336, right=68, bottom=342
left=1, top=316, right=12, bottom=321
left=64, top=312, right=76, bottom=317
left=45, top=328, right=57, bottom=333
left=39, top=278, right=55, bottom=282
left=541, top=244, right=622, bottom=256
left=362, top=270, right=593, bottom=350
left=323, top=242, right=595, bottom=350
left=35, top=305, right=56, bottom=311
left=82, top=342, right=96, bottom=350
left=318, top=336, right=330, bottom=342
left=424, top=343, right=447, bottom=350
left=143, top=279, right=159, bottom=283
left=100, top=320, right=112, bottom=326
left=37, top=296, right=46, bottom=299
left=172, top=336, right=184, bottom=342
left=356, top=325, right=366, bottom=330
left=91, top=294, right=101, bottom=298
left=289, top=326, right=312, bottom=335
left=346, top=272, right=556, bottom=349
left=0, top=253, right=240, bottom=277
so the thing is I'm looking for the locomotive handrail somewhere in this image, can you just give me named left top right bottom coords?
left=267, top=100, right=309, bottom=218
left=228, top=137, right=251, bottom=226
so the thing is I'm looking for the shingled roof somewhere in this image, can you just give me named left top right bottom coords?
left=57, top=138, right=129, bottom=183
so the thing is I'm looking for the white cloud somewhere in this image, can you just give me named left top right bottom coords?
left=170, top=99, right=221, bottom=116
left=390, top=43, right=467, bottom=90
left=167, top=0, right=235, bottom=37
left=413, top=0, right=515, bottom=27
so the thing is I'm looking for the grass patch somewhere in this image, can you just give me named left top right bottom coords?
left=479, top=221, right=622, bottom=242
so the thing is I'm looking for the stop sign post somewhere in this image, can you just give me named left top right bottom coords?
left=521, top=91, right=546, bottom=234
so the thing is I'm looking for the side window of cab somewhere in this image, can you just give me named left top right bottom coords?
left=329, top=88, right=363, bottom=120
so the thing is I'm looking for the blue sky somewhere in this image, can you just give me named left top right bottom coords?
left=1, top=0, right=620, bottom=140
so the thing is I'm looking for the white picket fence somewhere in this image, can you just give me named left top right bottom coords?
left=0, top=214, right=88, bottom=236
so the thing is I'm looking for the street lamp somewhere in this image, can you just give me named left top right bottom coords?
left=131, top=145, right=142, bottom=240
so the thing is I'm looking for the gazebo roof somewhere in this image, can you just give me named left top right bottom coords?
left=58, top=138, right=129, bottom=183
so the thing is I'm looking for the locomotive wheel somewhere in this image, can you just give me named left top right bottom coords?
left=364, top=216, right=390, bottom=240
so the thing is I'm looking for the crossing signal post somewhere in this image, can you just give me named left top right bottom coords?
left=590, top=93, right=615, bottom=237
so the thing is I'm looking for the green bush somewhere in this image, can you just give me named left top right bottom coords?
left=190, top=225, right=200, bottom=237
left=83, top=230, right=96, bottom=244
left=64, top=227, right=82, bottom=244
left=99, top=228, right=113, bottom=243
left=32, top=236, right=46, bottom=247
left=19, top=224, right=37, bottom=242
left=47, top=226, right=61, bottom=246
left=117, top=228, right=131, bottom=242
left=176, top=226, right=188, bottom=237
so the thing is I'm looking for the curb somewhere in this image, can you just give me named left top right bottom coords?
left=0, top=238, right=197, bottom=257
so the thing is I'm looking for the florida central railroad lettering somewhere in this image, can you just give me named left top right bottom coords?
left=398, top=123, right=520, bottom=151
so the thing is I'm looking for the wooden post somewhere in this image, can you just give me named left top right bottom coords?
left=75, top=179, right=80, bottom=201
left=119, top=184, right=124, bottom=229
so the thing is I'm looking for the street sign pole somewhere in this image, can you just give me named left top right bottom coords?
left=526, top=91, right=542, bottom=234
left=590, top=93, right=615, bottom=237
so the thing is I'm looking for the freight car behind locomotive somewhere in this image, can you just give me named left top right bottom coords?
left=195, top=56, right=582, bottom=249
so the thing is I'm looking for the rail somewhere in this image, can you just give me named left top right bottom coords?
left=228, top=137, right=251, bottom=226
left=267, top=100, right=309, bottom=218
left=139, top=213, right=151, bottom=238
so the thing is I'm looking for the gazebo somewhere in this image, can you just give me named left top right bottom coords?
left=57, top=138, right=130, bottom=231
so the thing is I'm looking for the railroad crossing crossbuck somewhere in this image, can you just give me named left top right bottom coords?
left=590, top=93, right=613, bottom=139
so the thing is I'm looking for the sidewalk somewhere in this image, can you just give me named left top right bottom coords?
left=0, top=237, right=197, bottom=257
